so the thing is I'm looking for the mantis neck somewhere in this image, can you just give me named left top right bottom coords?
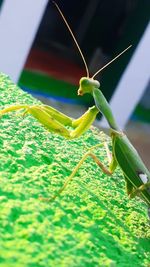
left=93, top=88, right=120, bottom=131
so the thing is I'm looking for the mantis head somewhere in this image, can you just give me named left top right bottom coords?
left=78, top=77, right=100, bottom=96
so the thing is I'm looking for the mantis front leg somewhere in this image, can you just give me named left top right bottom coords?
left=0, top=104, right=99, bottom=139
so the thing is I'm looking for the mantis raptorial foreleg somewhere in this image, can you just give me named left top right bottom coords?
left=0, top=104, right=99, bottom=139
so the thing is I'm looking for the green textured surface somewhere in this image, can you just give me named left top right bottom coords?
left=0, top=73, right=149, bottom=267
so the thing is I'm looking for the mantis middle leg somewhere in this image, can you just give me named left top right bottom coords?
left=43, top=142, right=118, bottom=201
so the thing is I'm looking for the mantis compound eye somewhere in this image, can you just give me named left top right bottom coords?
left=91, top=79, right=100, bottom=88
left=80, top=78, right=90, bottom=87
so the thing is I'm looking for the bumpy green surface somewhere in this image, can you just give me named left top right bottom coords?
left=0, top=73, right=149, bottom=267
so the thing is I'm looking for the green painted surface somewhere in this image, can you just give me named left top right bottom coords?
left=0, top=73, right=149, bottom=267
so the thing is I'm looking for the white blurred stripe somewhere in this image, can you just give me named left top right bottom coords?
left=100, top=22, right=150, bottom=129
left=0, top=0, right=48, bottom=82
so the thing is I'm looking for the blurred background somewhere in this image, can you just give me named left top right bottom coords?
left=0, top=0, right=149, bottom=167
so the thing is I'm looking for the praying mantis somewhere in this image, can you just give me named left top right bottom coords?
left=0, top=2, right=150, bottom=216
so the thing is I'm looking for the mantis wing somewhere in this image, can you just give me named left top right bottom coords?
left=112, top=134, right=150, bottom=205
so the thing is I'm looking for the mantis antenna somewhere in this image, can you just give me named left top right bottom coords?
left=92, top=45, right=132, bottom=79
left=53, top=1, right=90, bottom=78
left=53, top=2, right=131, bottom=80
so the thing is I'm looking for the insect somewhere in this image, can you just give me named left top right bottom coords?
left=0, top=2, right=150, bottom=215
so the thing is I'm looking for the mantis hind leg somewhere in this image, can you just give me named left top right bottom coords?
left=129, top=182, right=150, bottom=198
left=42, top=142, right=117, bottom=202
left=129, top=181, right=150, bottom=218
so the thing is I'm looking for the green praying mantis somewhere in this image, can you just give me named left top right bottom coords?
left=0, top=2, right=150, bottom=216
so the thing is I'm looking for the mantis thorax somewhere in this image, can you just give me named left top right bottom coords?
left=78, top=77, right=100, bottom=96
